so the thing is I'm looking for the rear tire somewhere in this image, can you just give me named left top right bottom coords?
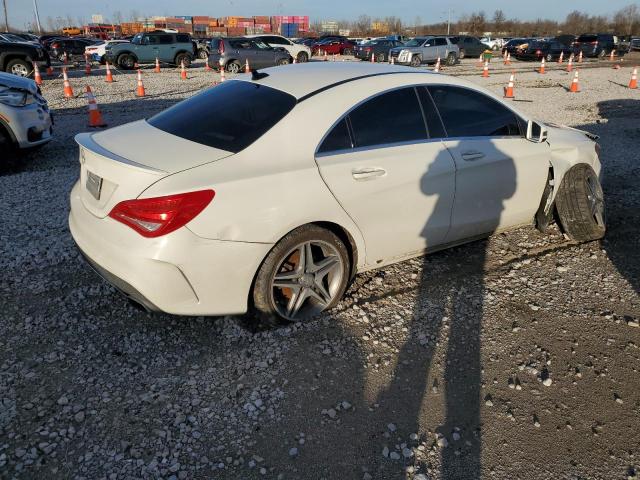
left=555, top=164, right=606, bottom=241
left=376, top=52, right=385, bottom=62
left=226, top=60, right=241, bottom=73
left=342, top=48, right=353, bottom=56
left=277, top=58, right=290, bottom=66
left=198, top=49, right=208, bottom=60
left=546, top=53, right=553, bottom=62
left=252, top=225, right=350, bottom=325
left=459, top=48, right=466, bottom=59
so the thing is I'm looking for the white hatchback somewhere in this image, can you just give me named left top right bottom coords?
left=245, top=34, right=312, bottom=63
left=69, top=63, right=605, bottom=322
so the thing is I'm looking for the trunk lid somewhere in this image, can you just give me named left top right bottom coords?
left=75, top=121, right=233, bottom=218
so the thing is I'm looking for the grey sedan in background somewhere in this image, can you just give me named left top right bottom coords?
left=207, top=37, right=291, bottom=73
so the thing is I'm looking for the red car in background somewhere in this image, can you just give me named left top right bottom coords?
left=311, top=36, right=355, bottom=56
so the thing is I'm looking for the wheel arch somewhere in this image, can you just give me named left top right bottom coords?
left=116, top=50, right=138, bottom=61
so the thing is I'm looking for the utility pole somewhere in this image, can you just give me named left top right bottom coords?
left=33, top=0, right=42, bottom=34
left=2, top=0, right=8, bottom=31
left=447, top=8, right=451, bottom=35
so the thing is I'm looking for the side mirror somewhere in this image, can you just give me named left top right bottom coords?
left=526, top=120, right=548, bottom=143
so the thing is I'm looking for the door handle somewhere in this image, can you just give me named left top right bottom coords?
left=461, top=151, right=485, bottom=161
left=352, top=167, right=386, bottom=180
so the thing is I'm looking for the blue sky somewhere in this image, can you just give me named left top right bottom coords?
left=6, top=0, right=637, bottom=29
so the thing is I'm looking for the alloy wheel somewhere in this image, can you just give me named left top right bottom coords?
left=586, top=174, right=605, bottom=226
left=11, top=64, right=29, bottom=76
left=270, top=240, right=344, bottom=320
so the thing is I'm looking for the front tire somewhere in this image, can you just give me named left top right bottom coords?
left=226, top=60, right=241, bottom=73
left=410, top=54, right=421, bottom=67
left=198, top=49, right=208, bottom=60
left=342, top=48, right=353, bottom=56
left=555, top=164, right=606, bottom=241
left=446, top=52, right=456, bottom=66
left=252, top=225, right=350, bottom=323
left=376, top=52, right=385, bottom=62
left=117, top=53, right=136, bottom=70
left=546, top=53, right=553, bottom=62
left=296, top=51, right=308, bottom=63
left=277, top=58, right=290, bottom=66
left=6, top=59, right=30, bottom=77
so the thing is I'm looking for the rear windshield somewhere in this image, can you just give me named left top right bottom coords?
left=148, top=80, right=296, bottom=153
left=577, top=35, right=597, bottom=42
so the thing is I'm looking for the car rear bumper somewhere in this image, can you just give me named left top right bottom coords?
left=68, top=181, right=273, bottom=316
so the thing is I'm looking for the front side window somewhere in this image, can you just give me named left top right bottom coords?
left=348, top=88, right=427, bottom=148
left=148, top=81, right=297, bottom=153
left=428, top=86, right=522, bottom=137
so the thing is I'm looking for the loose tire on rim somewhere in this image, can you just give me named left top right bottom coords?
left=555, top=164, right=606, bottom=242
left=252, top=225, right=350, bottom=323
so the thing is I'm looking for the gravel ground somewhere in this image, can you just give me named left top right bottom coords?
left=0, top=58, right=639, bottom=480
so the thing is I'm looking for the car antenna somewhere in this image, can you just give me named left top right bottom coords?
left=251, top=69, right=269, bottom=80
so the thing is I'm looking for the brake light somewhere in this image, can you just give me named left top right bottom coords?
left=365, top=47, right=372, bottom=52
left=591, top=41, right=598, bottom=45
left=52, top=42, right=59, bottom=48
left=536, top=49, right=542, bottom=55
left=218, top=40, right=225, bottom=55
left=108, top=190, right=215, bottom=238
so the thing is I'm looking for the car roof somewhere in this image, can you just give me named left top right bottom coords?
left=237, top=62, right=438, bottom=99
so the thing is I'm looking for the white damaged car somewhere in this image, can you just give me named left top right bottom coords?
left=68, top=62, right=604, bottom=322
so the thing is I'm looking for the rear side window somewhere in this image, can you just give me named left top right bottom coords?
left=176, top=34, right=190, bottom=43
left=158, top=35, right=173, bottom=44
left=577, top=35, right=597, bottom=43
left=349, top=87, right=427, bottom=148
left=434, top=38, right=447, bottom=46
left=428, top=86, right=521, bottom=137
left=148, top=81, right=297, bottom=153
left=318, top=118, right=352, bottom=153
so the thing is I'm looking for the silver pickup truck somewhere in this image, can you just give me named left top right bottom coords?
left=389, top=36, right=459, bottom=67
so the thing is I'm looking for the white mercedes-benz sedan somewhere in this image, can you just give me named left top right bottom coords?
left=69, top=62, right=605, bottom=321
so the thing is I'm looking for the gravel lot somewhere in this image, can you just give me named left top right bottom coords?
left=1, top=57, right=639, bottom=480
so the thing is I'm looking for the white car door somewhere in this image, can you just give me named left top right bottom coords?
left=426, top=85, right=550, bottom=242
left=315, top=87, right=456, bottom=265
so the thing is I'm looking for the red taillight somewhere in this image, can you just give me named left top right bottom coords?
left=365, top=47, right=372, bottom=51
left=108, top=190, right=215, bottom=238
left=52, top=42, right=59, bottom=48
left=218, top=40, right=225, bottom=54
left=536, top=49, right=542, bottom=55
left=591, top=41, right=598, bottom=45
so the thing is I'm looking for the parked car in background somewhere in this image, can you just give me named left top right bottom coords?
left=49, top=37, right=97, bottom=61
left=630, top=37, right=640, bottom=52
left=0, top=72, right=52, bottom=155
left=207, top=37, right=290, bottom=73
left=480, top=36, right=504, bottom=50
left=11, top=32, right=39, bottom=43
left=105, top=31, right=195, bottom=70
left=68, top=62, right=605, bottom=321
left=0, top=32, right=33, bottom=43
left=502, top=37, right=535, bottom=56
left=573, top=33, right=618, bottom=58
left=294, top=37, right=317, bottom=47
left=311, top=36, right=355, bottom=56
left=85, top=39, right=129, bottom=63
left=246, top=34, right=312, bottom=63
left=0, top=40, right=50, bottom=76
left=447, top=35, right=487, bottom=59
left=390, top=36, right=459, bottom=67
left=354, top=38, right=404, bottom=62
left=514, top=39, right=573, bottom=62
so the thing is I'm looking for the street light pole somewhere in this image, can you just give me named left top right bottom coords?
left=2, top=0, right=9, bottom=31
left=33, top=0, right=42, bottom=34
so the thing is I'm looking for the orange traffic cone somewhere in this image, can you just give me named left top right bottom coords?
left=244, top=59, right=250, bottom=73
left=434, top=57, right=441, bottom=72
left=567, top=55, right=574, bottom=72
left=578, top=51, right=583, bottom=63
left=154, top=57, right=161, bottom=73
left=504, top=52, right=511, bottom=65
left=610, top=50, right=616, bottom=62
left=370, top=51, right=375, bottom=63
left=324, top=50, right=328, bottom=62
left=482, top=60, right=489, bottom=77
left=84, top=55, right=91, bottom=75
left=63, top=52, right=68, bottom=64
left=180, top=60, right=187, bottom=80
left=85, top=86, right=106, bottom=127
left=220, top=66, right=226, bottom=82
left=136, top=69, right=145, bottom=97
left=390, top=56, right=395, bottom=65
left=477, top=53, right=483, bottom=66
left=538, top=57, right=546, bottom=74
left=205, top=60, right=211, bottom=71
left=569, top=70, right=580, bottom=93
left=62, top=67, right=73, bottom=98
left=46, top=65, right=54, bottom=76
left=332, top=54, right=336, bottom=61
left=558, top=51, right=564, bottom=64
left=105, top=61, right=113, bottom=83
left=293, top=56, right=297, bottom=64
left=630, top=66, right=638, bottom=89
left=33, top=62, right=42, bottom=86
left=504, top=72, right=515, bottom=98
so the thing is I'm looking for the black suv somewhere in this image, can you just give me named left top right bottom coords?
left=0, top=40, right=50, bottom=76
left=447, top=35, right=487, bottom=59
left=48, top=38, right=97, bottom=61
left=573, top=33, right=618, bottom=58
